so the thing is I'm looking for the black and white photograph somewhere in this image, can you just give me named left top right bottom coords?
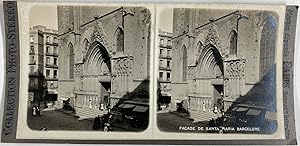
left=27, top=5, right=151, bottom=132
left=157, top=8, right=279, bottom=134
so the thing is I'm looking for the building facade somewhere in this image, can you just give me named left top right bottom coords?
left=158, top=30, right=172, bottom=106
left=28, top=25, right=59, bottom=103
left=171, top=9, right=278, bottom=120
left=57, top=6, right=151, bottom=118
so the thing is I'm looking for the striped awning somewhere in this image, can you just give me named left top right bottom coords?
left=122, top=104, right=136, bottom=109
left=132, top=106, right=148, bottom=112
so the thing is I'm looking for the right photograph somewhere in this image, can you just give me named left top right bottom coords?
left=157, top=8, right=278, bottom=134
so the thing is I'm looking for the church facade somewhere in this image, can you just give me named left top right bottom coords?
left=57, top=6, right=151, bottom=118
left=171, top=9, right=278, bottom=120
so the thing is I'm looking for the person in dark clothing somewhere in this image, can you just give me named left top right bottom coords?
left=93, top=115, right=101, bottom=130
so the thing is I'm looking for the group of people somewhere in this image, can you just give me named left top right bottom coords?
left=92, top=113, right=113, bottom=132
left=32, top=105, right=42, bottom=116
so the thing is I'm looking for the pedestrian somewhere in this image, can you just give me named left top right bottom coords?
left=32, top=106, right=36, bottom=116
left=100, top=101, right=104, bottom=111
left=213, top=104, right=218, bottom=114
left=36, top=106, right=40, bottom=116
left=93, top=115, right=101, bottom=130
left=202, top=102, right=206, bottom=112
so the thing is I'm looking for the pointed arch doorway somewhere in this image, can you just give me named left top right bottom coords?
left=197, top=44, right=224, bottom=112
left=83, top=41, right=111, bottom=110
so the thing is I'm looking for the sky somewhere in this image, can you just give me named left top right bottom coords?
left=29, top=6, right=58, bottom=30
left=158, top=8, right=173, bottom=33
left=29, top=6, right=173, bottom=33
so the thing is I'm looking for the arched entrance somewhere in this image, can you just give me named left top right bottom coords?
left=197, top=44, right=224, bottom=111
left=83, top=41, right=111, bottom=109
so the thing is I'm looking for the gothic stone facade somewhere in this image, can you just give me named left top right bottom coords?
left=57, top=6, right=151, bottom=118
left=171, top=9, right=278, bottom=119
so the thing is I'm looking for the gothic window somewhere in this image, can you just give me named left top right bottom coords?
left=182, top=45, right=187, bottom=82
left=116, top=28, right=124, bottom=52
left=69, top=43, right=74, bottom=79
left=229, top=30, right=237, bottom=55
left=260, top=16, right=277, bottom=78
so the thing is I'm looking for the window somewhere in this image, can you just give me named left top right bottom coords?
left=159, top=72, right=163, bottom=80
left=160, top=39, right=164, bottom=45
left=160, top=49, right=163, bottom=56
left=53, top=37, right=57, bottom=43
left=116, top=28, right=124, bottom=52
left=160, top=59, right=164, bottom=67
left=229, top=30, right=237, bottom=55
left=167, top=50, right=171, bottom=57
left=30, top=46, right=34, bottom=53
left=167, top=72, right=171, bottom=81
left=260, top=16, right=277, bottom=78
left=46, top=70, right=50, bottom=77
left=46, top=57, right=50, bottom=64
left=53, top=70, right=57, bottom=78
left=30, top=66, right=34, bottom=73
left=30, top=36, right=34, bottom=43
left=30, top=56, right=35, bottom=63
left=53, top=47, right=58, bottom=54
left=167, top=60, right=170, bottom=68
left=69, top=43, right=74, bottom=79
left=46, top=46, right=50, bottom=53
left=54, top=58, right=57, bottom=65
left=167, top=40, right=171, bottom=46
left=46, top=36, right=50, bottom=43
left=182, top=46, right=187, bottom=81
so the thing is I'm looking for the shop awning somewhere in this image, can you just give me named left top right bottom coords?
left=246, top=109, right=261, bottom=116
left=118, top=104, right=125, bottom=108
left=132, top=106, right=148, bottom=112
left=235, top=107, right=249, bottom=112
left=265, top=111, right=277, bottom=121
left=122, top=104, right=136, bottom=109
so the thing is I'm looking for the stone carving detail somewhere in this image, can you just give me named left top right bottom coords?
left=225, top=59, right=246, bottom=80
left=113, top=56, right=134, bottom=76
left=187, top=66, right=196, bottom=79
left=90, top=22, right=110, bottom=53
left=111, top=76, right=117, bottom=94
left=204, top=23, right=223, bottom=54
left=111, top=56, right=134, bottom=93
left=74, top=63, right=83, bottom=76
left=224, top=78, right=230, bottom=97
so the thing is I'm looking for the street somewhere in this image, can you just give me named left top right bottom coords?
left=27, top=109, right=125, bottom=131
left=157, top=112, right=209, bottom=133
left=28, top=109, right=95, bottom=131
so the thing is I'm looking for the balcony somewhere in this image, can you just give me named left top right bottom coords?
left=46, top=76, right=58, bottom=81
left=46, top=52, right=52, bottom=56
left=46, top=42, right=58, bottom=46
left=29, top=60, right=36, bottom=65
left=159, top=44, right=172, bottom=49
left=159, top=54, right=172, bottom=59
left=46, top=64, right=58, bottom=68
left=53, top=52, right=58, bottom=57
left=159, top=66, right=171, bottom=71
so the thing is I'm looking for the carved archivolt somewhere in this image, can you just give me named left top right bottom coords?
left=90, top=22, right=111, bottom=53
left=203, top=23, right=224, bottom=55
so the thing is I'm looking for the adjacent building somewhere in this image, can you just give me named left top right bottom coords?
left=171, top=9, right=277, bottom=120
left=28, top=25, right=59, bottom=104
left=158, top=30, right=172, bottom=106
left=57, top=6, right=151, bottom=119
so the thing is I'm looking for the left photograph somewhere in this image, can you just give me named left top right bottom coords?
left=27, top=5, right=151, bottom=132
